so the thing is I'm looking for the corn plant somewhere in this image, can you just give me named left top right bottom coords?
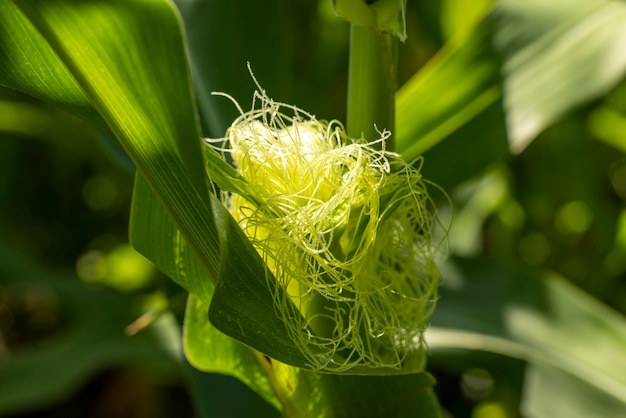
left=2, top=0, right=626, bottom=416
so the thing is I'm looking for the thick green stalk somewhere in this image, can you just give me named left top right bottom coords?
left=347, top=25, right=398, bottom=150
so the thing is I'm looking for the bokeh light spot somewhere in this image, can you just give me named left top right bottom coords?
left=76, top=250, right=107, bottom=283
left=472, top=401, right=508, bottom=418
left=76, top=245, right=154, bottom=292
left=462, top=368, right=494, bottom=401
left=498, top=199, right=525, bottom=230
left=104, top=244, right=154, bottom=292
left=555, top=200, right=593, bottom=234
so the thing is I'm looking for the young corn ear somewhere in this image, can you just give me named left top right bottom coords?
left=207, top=87, right=444, bottom=373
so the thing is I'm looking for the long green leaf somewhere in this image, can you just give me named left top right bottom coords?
left=187, top=297, right=441, bottom=417
left=490, top=0, right=626, bottom=152
left=396, top=19, right=502, bottom=159
left=11, top=0, right=217, bottom=271
left=397, top=0, right=626, bottom=185
left=0, top=1, right=99, bottom=126
left=186, top=291, right=442, bottom=418
left=5, top=0, right=316, bottom=368
left=395, top=19, right=509, bottom=189
left=429, top=257, right=626, bottom=415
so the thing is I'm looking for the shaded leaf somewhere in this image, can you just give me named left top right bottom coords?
left=172, top=0, right=294, bottom=137
left=184, top=294, right=281, bottom=412
left=187, top=295, right=442, bottom=417
left=130, top=174, right=213, bottom=303
left=185, top=360, right=281, bottom=418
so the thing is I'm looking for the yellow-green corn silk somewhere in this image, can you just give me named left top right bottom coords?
left=214, top=91, right=441, bottom=373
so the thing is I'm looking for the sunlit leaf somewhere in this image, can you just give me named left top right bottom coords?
left=490, top=0, right=626, bottom=152
left=11, top=0, right=219, bottom=272
left=523, top=363, right=626, bottom=418
left=267, top=362, right=441, bottom=418
left=440, top=0, right=495, bottom=39
left=396, top=19, right=509, bottom=189
left=6, top=0, right=317, bottom=369
left=429, top=257, right=626, bottom=415
left=0, top=1, right=99, bottom=126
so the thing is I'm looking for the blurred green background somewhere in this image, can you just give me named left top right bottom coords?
left=2, top=0, right=626, bottom=417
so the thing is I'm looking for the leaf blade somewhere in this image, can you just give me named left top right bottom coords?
left=10, top=0, right=315, bottom=369
left=490, top=0, right=626, bottom=152
left=429, top=257, right=626, bottom=414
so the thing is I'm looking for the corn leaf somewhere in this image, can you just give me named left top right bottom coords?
left=186, top=292, right=442, bottom=418
left=0, top=1, right=100, bottom=127
left=129, top=174, right=311, bottom=366
left=184, top=294, right=282, bottom=412
left=429, top=257, right=626, bottom=416
left=491, top=0, right=626, bottom=153
left=266, top=362, right=441, bottom=418
left=397, top=0, right=626, bottom=185
left=395, top=19, right=509, bottom=189
left=5, top=0, right=312, bottom=368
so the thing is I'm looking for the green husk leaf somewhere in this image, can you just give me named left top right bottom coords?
left=266, top=362, right=441, bottom=418
left=184, top=294, right=282, bottom=412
